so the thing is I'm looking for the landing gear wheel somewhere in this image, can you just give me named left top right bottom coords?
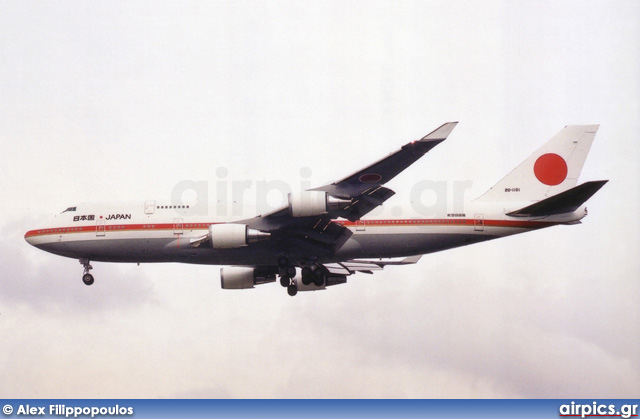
left=301, top=267, right=313, bottom=286
left=280, top=276, right=290, bottom=287
left=285, top=266, right=296, bottom=278
left=287, top=284, right=298, bottom=296
left=313, top=267, right=324, bottom=286
left=79, top=258, right=94, bottom=286
left=82, top=273, right=94, bottom=286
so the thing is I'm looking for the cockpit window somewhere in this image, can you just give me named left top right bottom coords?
left=61, top=207, right=77, bottom=213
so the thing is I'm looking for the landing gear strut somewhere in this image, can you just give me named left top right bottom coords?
left=80, top=258, right=94, bottom=286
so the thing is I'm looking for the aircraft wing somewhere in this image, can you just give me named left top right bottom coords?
left=313, top=122, right=457, bottom=198
left=243, top=123, right=456, bottom=254
left=313, top=121, right=456, bottom=221
left=248, top=121, right=456, bottom=222
left=245, top=208, right=354, bottom=258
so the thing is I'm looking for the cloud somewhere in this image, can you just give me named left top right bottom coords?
left=0, top=219, right=156, bottom=315
left=0, top=0, right=638, bottom=400
left=303, top=251, right=640, bottom=398
left=1, top=220, right=638, bottom=398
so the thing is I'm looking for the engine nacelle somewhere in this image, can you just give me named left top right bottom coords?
left=288, top=190, right=351, bottom=217
left=209, top=223, right=270, bottom=249
left=220, top=267, right=277, bottom=289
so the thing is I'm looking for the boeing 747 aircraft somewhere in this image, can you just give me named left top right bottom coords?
left=25, top=123, right=607, bottom=296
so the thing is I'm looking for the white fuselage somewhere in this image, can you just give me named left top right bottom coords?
left=24, top=200, right=586, bottom=266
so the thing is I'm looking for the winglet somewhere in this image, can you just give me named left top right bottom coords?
left=420, top=122, right=459, bottom=142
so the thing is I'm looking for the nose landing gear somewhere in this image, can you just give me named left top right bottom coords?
left=80, top=258, right=94, bottom=286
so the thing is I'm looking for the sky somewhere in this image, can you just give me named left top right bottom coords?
left=1, top=0, right=639, bottom=398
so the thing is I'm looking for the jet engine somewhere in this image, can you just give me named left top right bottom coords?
left=210, top=223, right=270, bottom=249
left=220, top=267, right=277, bottom=289
left=288, top=190, right=351, bottom=217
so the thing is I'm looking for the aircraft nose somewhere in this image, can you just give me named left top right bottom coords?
left=24, top=229, right=41, bottom=248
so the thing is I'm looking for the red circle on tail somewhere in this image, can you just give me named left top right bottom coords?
left=533, top=153, right=568, bottom=185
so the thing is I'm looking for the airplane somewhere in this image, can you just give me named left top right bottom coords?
left=24, top=122, right=607, bottom=296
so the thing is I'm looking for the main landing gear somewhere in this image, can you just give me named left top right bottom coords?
left=278, top=257, right=298, bottom=296
left=279, top=274, right=298, bottom=297
left=80, top=258, right=94, bottom=286
left=277, top=257, right=325, bottom=297
left=301, top=266, right=324, bottom=287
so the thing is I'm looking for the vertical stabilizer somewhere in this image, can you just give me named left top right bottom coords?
left=475, top=125, right=599, bottom=203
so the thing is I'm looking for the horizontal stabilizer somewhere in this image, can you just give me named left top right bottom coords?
left=507, top=180, right=608, bottom=217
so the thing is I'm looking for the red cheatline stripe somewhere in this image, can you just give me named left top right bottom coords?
left=24, top=218, right=557, bottom=238
left=24, top=223, right=214, bottom=238
left=337, top=219, right=553, bottom=229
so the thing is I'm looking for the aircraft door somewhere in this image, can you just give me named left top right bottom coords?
left=144, top=200, right=156, bottom=215
left=96, top=220, right=106, bottom=236
left=173, top=218, right=184, bottom=235
left=474, top=214, right=484, bottom=231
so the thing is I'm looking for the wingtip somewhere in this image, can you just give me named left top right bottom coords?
left=420, top=121, right=459, bottom=142
left=400, top=254, right=423, bottom=264
left=563, top=123, right=600, bottom=133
